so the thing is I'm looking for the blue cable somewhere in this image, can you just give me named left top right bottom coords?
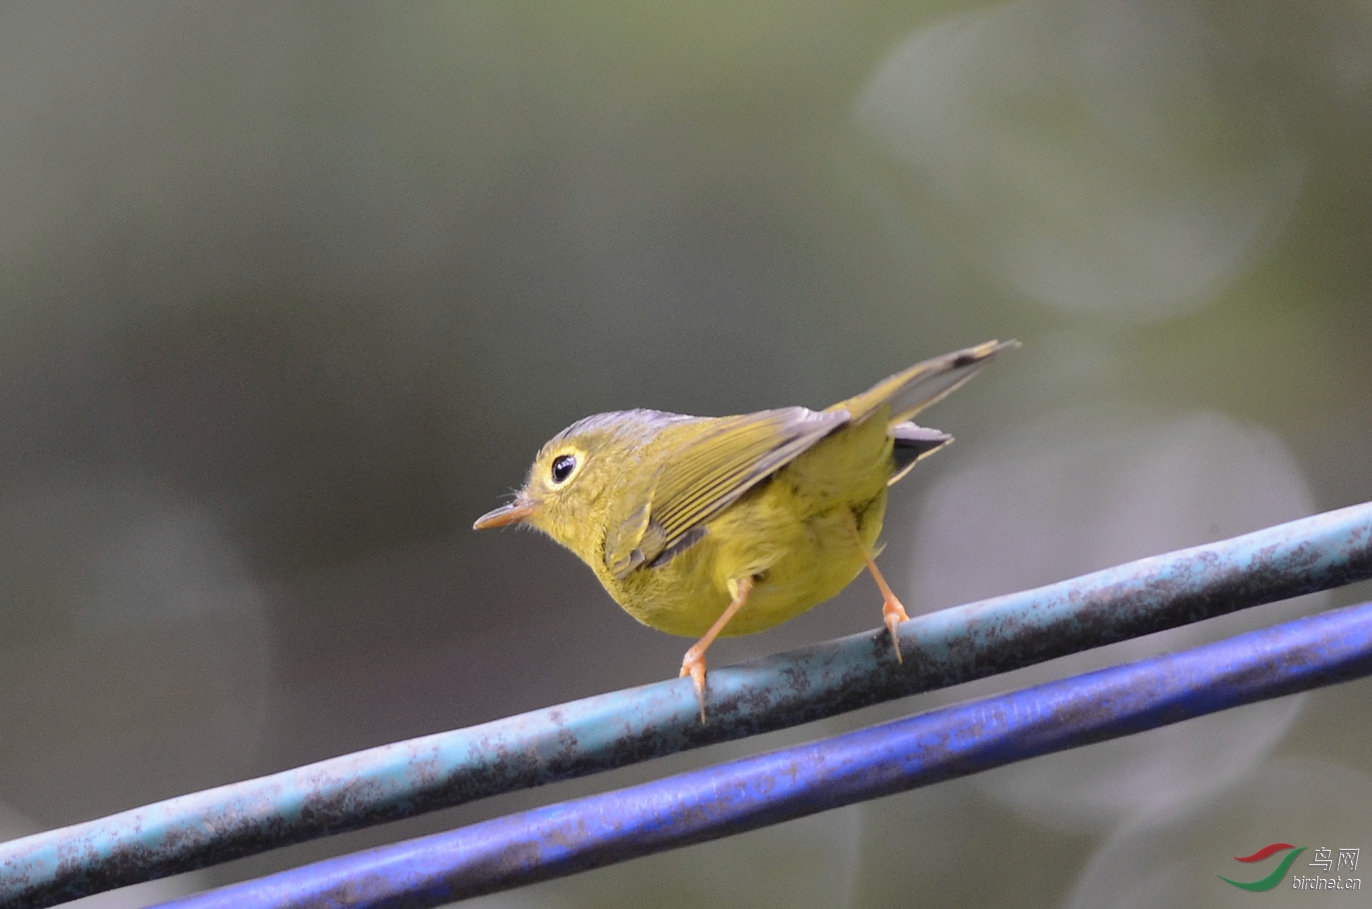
left=153, top=599, right=1372, bottom=909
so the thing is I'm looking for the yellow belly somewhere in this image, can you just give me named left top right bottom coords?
left=602, top=415, right=893, bottom=637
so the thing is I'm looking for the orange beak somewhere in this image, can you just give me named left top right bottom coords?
left=473, top=497, right=539, bottom=530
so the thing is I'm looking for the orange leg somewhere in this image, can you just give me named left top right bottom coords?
left=846, top=512, right=910, bottom=660
left=859, top=546, right=909, bottom=663
left=680, top=576, right=754, bottom=723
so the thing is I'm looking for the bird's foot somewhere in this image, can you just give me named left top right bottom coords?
left=679, top=647, right=708, bottom=723
left=883, top=596, right=910, bottom=663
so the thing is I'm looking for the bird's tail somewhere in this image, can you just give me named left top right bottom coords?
left=835, top=339, right=1019, bottom=427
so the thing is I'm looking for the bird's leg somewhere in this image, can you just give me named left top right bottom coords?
left=861, top=548, right=909, bottom=662
left=848, top=515, right=909, bottom=662
left=679, top=575, right=754, bottom=723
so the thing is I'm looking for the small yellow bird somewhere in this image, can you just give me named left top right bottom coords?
left=475, top=340, right=1017, bottom=718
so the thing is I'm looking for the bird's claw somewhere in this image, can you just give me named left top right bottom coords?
left=680, top=651, right=708, bottom=723
left=883, top=598, right=910, bottom=663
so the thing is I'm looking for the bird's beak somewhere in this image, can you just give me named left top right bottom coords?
left=473, top=497, right=539, bottom=530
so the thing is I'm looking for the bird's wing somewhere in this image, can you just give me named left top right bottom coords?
left=604, top=406, right=848, bottom=578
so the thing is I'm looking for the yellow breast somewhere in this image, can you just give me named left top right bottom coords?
left=600, top=412, right=893, bottom=637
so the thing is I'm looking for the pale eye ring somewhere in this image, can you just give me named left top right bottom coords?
left=550, top=453, right=577, bottom=484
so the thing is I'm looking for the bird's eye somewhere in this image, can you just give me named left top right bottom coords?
left=550, top=453, right=577, bottom=485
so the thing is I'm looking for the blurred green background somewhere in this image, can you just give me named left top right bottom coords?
left=1, top=2, right=1370, bottom=907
